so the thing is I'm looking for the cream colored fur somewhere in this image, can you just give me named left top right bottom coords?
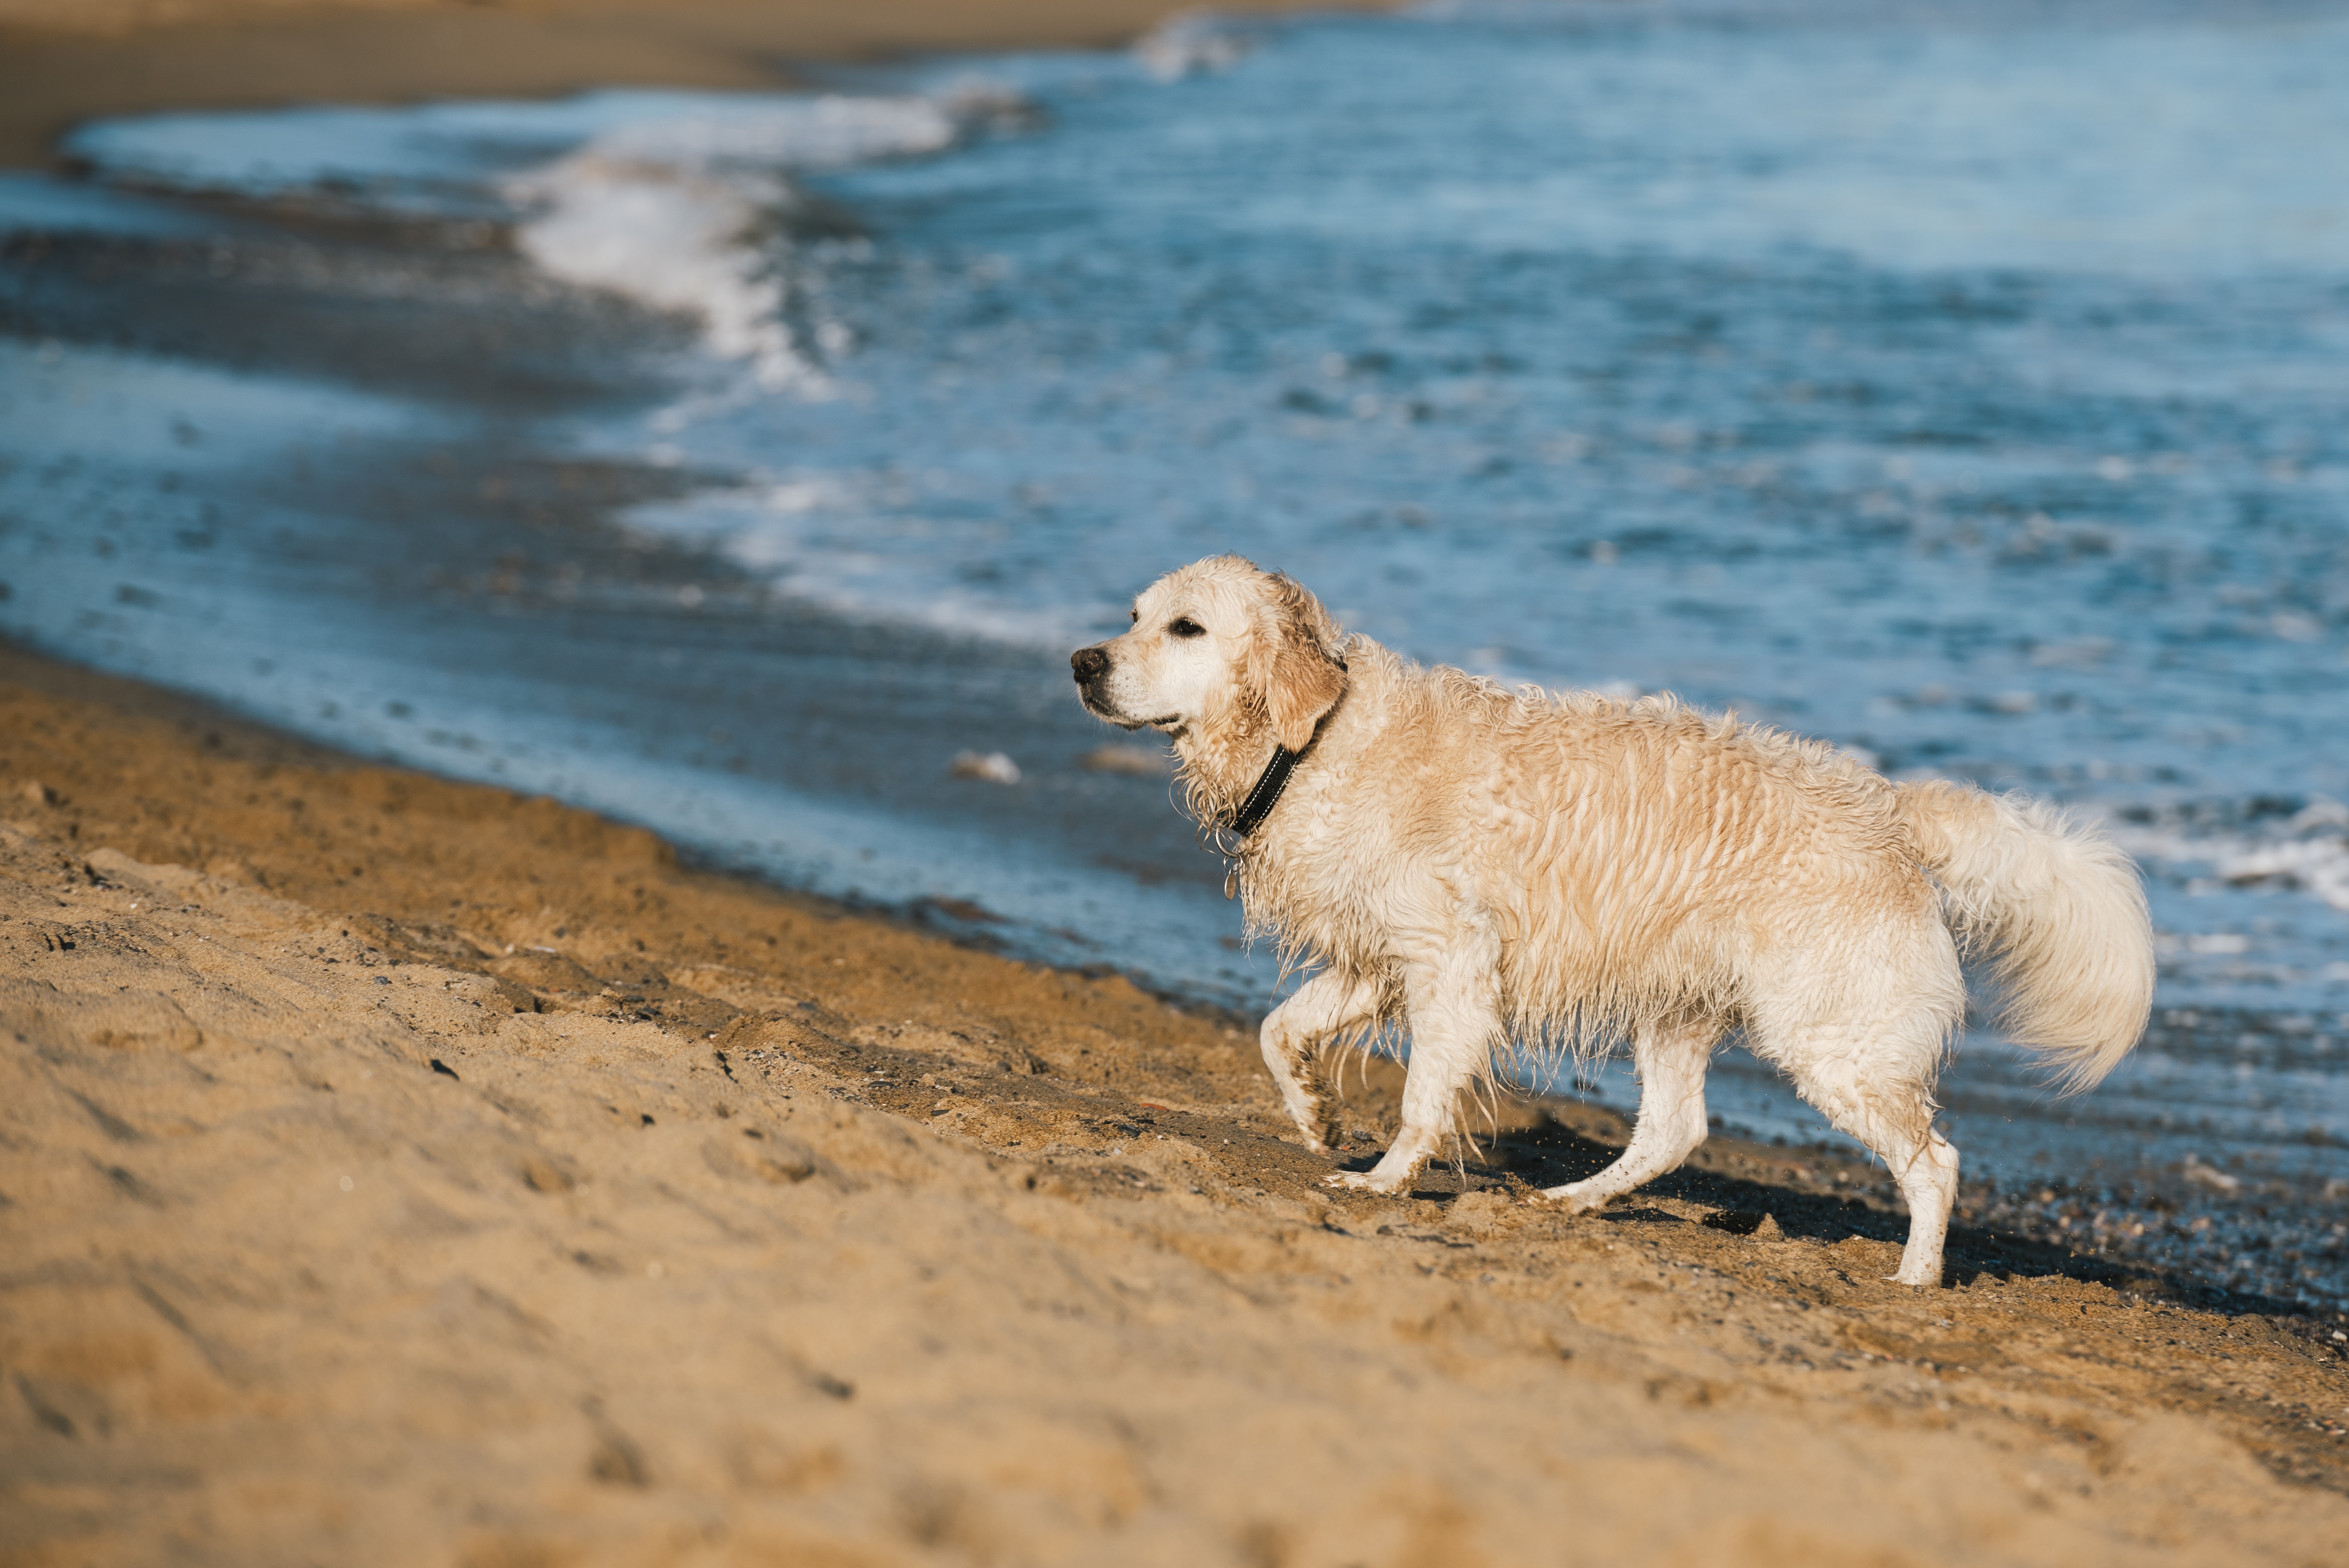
left=1074, top=556, right=2156, bottom=1287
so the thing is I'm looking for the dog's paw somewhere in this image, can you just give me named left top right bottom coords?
left=1273, top=1097, right=1338, bottom=1157
left=1324, top=1169, right=1400, bottom=1193
left=1304, top=1121, right=1350, bottom=1157
left=1278, top=1113, right=1333, bottom=1156
left=1533, top=1181, right=1612, bottom=1214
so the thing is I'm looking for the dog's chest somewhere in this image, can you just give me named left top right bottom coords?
left=1251, top=810, right=1454, bottom=971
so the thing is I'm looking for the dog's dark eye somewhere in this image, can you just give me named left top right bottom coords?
left=1129, top=607, right=1139, bottom=624
left=1168, top=617, right=1206, bottom=639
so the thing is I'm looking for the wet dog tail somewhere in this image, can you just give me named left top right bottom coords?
left=1897, top=780, right=2154, bottom=1092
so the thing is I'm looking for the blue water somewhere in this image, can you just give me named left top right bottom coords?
left=705, top=5, right=2349, bottom=1011
left=5, top=1, right=2348, bottom=1205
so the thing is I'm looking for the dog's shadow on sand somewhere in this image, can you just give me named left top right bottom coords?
left=1350, top=1114, right=2320, bottom=1317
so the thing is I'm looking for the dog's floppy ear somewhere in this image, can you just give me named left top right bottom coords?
left=1254, top=573, right=1348, bottom=752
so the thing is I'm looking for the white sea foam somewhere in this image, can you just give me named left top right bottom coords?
left=506, top=97, right=956, bottom=390
left=2117, top=809, right=2349, bottom=914
left=2108, top=807, right=2349, bottom=1000
left=2133, top=821, right=2349, bottom=920
left=512, top=158, right=815, bottom=386
left=68, top=90, right=961, bottom=391
left=615, top=478, right=1114, bottom=650
left=1133, top=11, right=1254, bottom=81
left=2208, top=840, right=2349, bottom=913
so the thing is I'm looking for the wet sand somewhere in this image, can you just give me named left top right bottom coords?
left=5, top=643, right=2349, bottom=1564
left=0, top=0, right=1361, bottom=169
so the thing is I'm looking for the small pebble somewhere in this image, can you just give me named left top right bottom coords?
left=1080, top=745, right=1171, bottom=777
left=949, top=750, right=1022, bottom=785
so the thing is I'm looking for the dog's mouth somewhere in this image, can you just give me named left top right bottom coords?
left=1070, top=649, right=1180, bottom=731
left=1077, top=685, right=1178, bottom=732
left=1077, top=684, right=1135, bottom=727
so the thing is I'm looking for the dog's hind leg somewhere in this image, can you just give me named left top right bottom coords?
left=1748, top=912, right=1965, bottom=1285
left=1755, top=985, right=1961, bottom=1286
left=1859, top=1110, right=1959, bottom=1289
left=1782, top=1049, right=1960, bottom=1287
left=1260, top=969, right=1384, bottom=1154
left=1538, top=1015, right=1722, bottom=1212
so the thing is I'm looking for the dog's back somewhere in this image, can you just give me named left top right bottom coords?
left=1254, top=647, right=1937, bottom=1044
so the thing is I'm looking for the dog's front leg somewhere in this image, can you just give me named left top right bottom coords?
left=1259, top=970, right=1383, bottom=1154
left=1327, top=944, right=1497, bottom=1195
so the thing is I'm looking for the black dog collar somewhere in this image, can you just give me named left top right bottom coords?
left=1223, top=654, right=1346, bottom=841
left=1225, top=744, right=1301, bottom=839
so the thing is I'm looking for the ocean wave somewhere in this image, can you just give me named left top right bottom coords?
left=1133, top=11, right=1256, bottom=81
left=505, top=97, right=957, bottom=391
left=617, top=479, right=1112, bottom=649
left=68, top=89, right=971, bottom=391
left=2116, top=798, right=2349, bottom=912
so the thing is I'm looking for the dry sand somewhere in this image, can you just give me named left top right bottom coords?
left=0, top=0, right=1357, bottom=168
left=4, top=648, right=2348, bottom=1565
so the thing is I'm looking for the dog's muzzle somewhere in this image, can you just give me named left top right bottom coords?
left=1071, top=644, right=1119, bottom=719
left=1073, top=644, right=1167, bottom=730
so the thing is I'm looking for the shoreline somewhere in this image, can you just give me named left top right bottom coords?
left=3, top=6, right=2344, bottom=1309
left=0, top=0, right=1363, bottom=169
left=4, top=638, right=2348, bottom=1560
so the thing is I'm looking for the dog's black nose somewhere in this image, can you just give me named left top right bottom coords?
left=1071, top=646, right=1109, bottom=683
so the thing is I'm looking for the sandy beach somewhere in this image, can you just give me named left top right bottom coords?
left=5, top=0, right=2349, bottom=1560
left=5, top=634, right=2349, bottom=1564
left=0, top=0, right=1357, bottom=169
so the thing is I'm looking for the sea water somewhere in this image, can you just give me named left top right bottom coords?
left=6, top=2, right=2348, bottom=1230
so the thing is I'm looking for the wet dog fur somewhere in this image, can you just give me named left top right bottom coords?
left=1072, top=555, right=2155, bottom=1286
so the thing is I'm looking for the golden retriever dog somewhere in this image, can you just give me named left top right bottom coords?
left=1071, top=555, right=2154, bottom=1287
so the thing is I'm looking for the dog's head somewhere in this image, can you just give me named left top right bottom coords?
left=1071, top=555, right=1348, bottom=753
